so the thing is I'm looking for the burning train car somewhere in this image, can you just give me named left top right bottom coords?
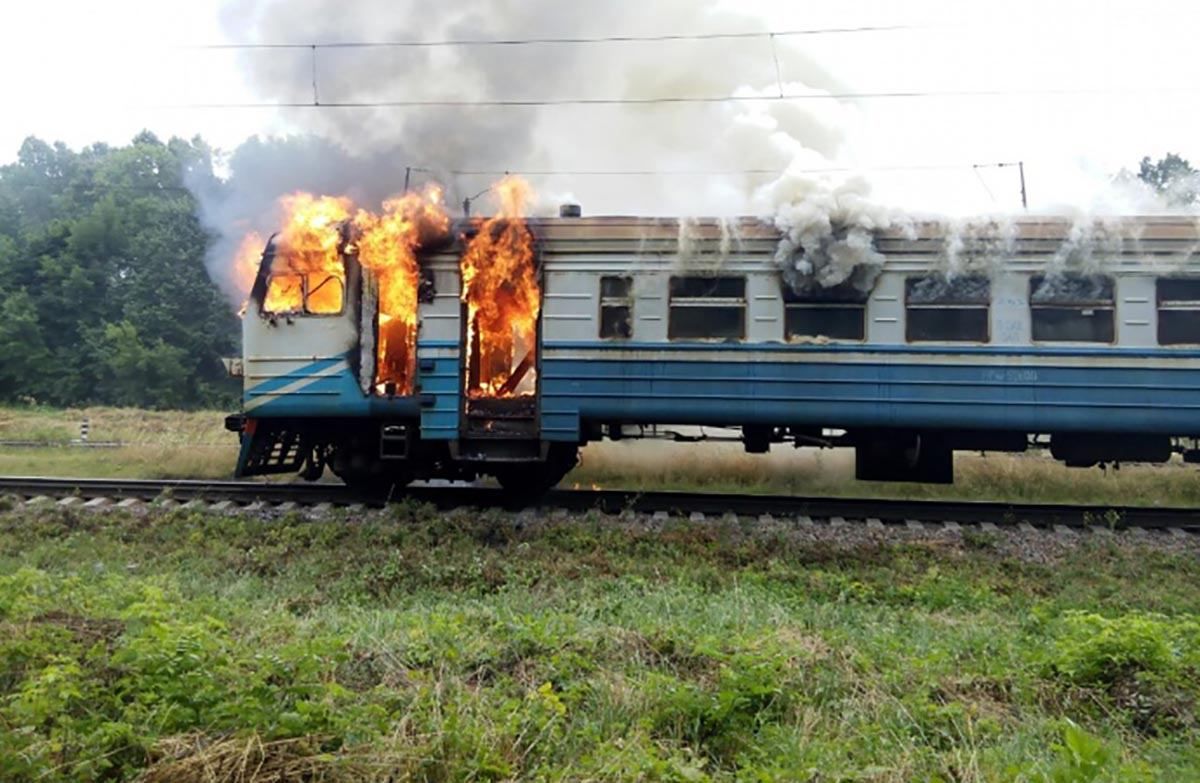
left=227, top=192, right=1200, bottom=494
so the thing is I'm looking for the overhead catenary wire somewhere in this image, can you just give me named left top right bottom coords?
left=149, top=85, right=1200, bottom=111
left=428, top=163, right=1025, bottom=177
left=181, top=25, right=911, bottom=50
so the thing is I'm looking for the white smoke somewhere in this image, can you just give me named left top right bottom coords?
left=197, top=0, right=1199, bottom=306
left=194, top=0, right=901, bottom=301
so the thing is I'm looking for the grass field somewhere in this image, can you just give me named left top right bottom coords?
left=0, top=502, right=1197, bottom=781
left=4, top=405, right=1200, bottom=507
left=0, top=406, right=234, bottom=479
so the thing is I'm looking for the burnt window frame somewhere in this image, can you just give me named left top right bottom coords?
left=599, top=275, right=634, bottom=340
left=261, top=269, right=348, bottom=317
left=904, top=275, right=992, bottom=343
left=1157, top=277, right=1200, bottom=346
left=783, top=281, right=868, bottom=342
left=262, top=272, right=305, bottom=315
left=1029, top=273, right=1115, bottom=344
left=667, top=275, right=747, bottom=341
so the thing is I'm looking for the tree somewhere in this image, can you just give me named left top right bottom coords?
left=95, top=321, right=190, bottom=409
left=0, top=288, right=50, bottom=401
left=1137, top=153, right=1198, bottom=207
left=0, top=132, right=240, bottom=409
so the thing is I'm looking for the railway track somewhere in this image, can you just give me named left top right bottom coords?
left=1, top=475, right=1198, bottom=533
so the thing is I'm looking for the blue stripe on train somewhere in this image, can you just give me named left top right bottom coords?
left=539, top=357, right=1200, bottom=439
left=544, top=341, right=1200, bottom=359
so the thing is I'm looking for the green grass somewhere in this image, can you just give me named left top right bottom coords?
left=0, top=503, right=1197, bottom=781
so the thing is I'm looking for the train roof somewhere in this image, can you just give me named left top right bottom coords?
left=464, top=215, right=1200, bottom=259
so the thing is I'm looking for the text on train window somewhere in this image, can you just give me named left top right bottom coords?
left=784, top=281, right=868, bottom=341
left=599, top=276, right=633, bottom=339
left=1157, top=278, right=1200, bottom=345
left=1029, top=274, right=1114, bottom=343
left=668, top=276, right=746, bottom=340
left=905, top=276, right=991, bottom=342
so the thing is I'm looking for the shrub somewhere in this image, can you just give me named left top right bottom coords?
left=1049, top=611, right=1199, bottom=687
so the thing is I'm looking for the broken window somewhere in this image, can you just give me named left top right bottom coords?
left=1030, top=274, right=1114, bottom=343
left=668, top=276, right=745, bottom=340
left=262, top=271, right=345, bottom=315
left=784, top=281, right=868, bottom=341
left=905, top=275, right=990, bottom=342
left=305, top=273, right=344, bottom=314
left=263, top=273, right=304, bottom=314
left=1157, top=277, right=1200, bottom=345
left=599, top=276, right=633, bottom=339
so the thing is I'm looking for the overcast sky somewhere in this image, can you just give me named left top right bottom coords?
left=3, top=0, right=1199, bottom=215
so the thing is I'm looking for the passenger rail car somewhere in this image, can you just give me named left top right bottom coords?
left=228, top=215, right=1200, bottom=490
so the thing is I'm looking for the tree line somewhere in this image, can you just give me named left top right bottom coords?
left=0, top=133, right=238, bottom=409
left=0, top=134, right=1196, bottom=410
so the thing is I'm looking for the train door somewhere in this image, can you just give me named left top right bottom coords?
left=458, top=219, right=543, bottom=452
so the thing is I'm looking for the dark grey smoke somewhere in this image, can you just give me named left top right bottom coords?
left=195, top=0, right=850, bottom=301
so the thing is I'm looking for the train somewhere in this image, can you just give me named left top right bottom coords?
left=225, top=210, right=1200, bottom=495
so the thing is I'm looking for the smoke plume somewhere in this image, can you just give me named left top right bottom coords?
left=194, top=0, right=898, bottom=301
left=197, top=0, right=1200, bottom=307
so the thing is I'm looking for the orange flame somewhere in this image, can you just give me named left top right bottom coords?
left=460, top=176, right=540, bottom=399
left=232, top=177, right=541, bottom=402
left=262, top=193, right=352, bottom=314
left=353, top=184, right=450, bottom=395
left=233, top=231, right=265, bottom=317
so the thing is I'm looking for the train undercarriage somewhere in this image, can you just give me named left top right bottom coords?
left=229, top=411, right=1196, bottom=497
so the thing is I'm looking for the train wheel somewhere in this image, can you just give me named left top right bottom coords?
left=494, top=445, right=579, bottom=508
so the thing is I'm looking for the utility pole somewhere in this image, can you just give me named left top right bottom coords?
left=979, top=161, right=1028, bottom=210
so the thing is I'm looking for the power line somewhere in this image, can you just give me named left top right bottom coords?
left=430, top=163, right=994, bottom=177
left=152, top=86, right=1200, bottom=111
left=184, top=25, right=910, bottom=50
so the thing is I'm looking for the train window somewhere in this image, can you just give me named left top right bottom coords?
left=263, top=273, right=304, bottom=314
left=668, top=276, right=745, bottom=340
left=1030, top=274, right=1114, bottom=343
left=784, top=281, right=867, bottom=341
left=599, top=276, right=633, bottom=339
left=262, top=271, right=345, bottom=315
left=905, top=276, right=991, bottom=342
left=305, top=273, right=345, bottom=314
left=1157, top=278, right=1200, bottom=345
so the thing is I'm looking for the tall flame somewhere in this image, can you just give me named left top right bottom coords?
left=263, top=193, right=352, bottom=314
left=460, top=176, right=540, bottom=399
left=353, top=184, right=450, bottom=395
left=233, top=231, right=265, bottom=317
left=232, top=176, right=541, bottom=403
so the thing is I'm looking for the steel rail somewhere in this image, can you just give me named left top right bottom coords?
left=0, top=476, right=1197, bottom=530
